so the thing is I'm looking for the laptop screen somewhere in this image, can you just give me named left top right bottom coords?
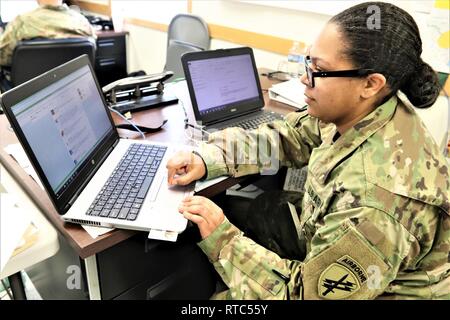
left=10, top=64, right=113, bottom=197
left=186, top=54, right=260, bottom=116
left=182, top=47, right=265, bottom=125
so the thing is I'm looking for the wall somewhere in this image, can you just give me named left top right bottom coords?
left=125, top=23, right=167, bottom=74
left=191, top=0, right=328, bottom=72
left=78, top=0, right=448, bottom=77
left=76, top=0, right=111, bottom=16
left=0, top=0, right=38, bottom=21
left=118, top=0, right=332, bottom=74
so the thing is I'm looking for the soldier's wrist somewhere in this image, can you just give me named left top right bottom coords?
left=192, top=151, right=208, bottom=181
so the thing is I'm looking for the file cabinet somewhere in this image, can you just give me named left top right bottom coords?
left=95, top=31, right=128, bottom=87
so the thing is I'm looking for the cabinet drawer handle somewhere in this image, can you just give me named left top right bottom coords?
left=99, top=58, right=116, bottom=66
left=98, top=41, right=115, bottom=47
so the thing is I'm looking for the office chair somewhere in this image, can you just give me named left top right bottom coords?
left=165, top=40, right=204, bottom=81
left=0, top=37, right=96, bottom=91
left=164, top=14, right=210, bottom=81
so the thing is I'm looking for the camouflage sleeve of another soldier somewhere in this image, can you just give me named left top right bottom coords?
left=0, top=15, right=23, bottom=67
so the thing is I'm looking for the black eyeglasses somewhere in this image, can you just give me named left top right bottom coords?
left=304, top=56, right=375, bottom=88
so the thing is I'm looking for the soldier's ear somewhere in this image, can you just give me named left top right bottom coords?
left=360, top=73, right=386, bottom=99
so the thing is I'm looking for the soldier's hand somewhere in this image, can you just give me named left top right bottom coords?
left=166, top=151, right=206, bottom=186
left=178, top=196, right=224, bottom=239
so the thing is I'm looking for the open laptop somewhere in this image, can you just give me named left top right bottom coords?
left=181, top=47, right=284, bottom=132
left=0, top=55, right=192, bottom=236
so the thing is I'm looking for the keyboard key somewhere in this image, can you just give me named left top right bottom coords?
left=100, top=209, right=110, bottom=217
left=137, top=176, right=154, bottom=199
left=118, top=208, right=130, bottom=219
left=110, top=209, right=120, bottom=218
left=131, top=203, right=141, bottom=209
left=234, top=113, right=282, bottom=130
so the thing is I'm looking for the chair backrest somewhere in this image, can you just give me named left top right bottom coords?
left=164, top=14, right=210, bottom=81
left=165, top=41, right=203, bottom=81
left=166, top=14, right=210, bottom=50
left=11, top=37, right=96, bottom=86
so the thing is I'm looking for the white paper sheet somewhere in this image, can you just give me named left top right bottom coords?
left=4, top=143, right=45, bottom=190
left=194, top=176, right=228, bottom=193
left=283, top=167, right=308, bottom=192
left=0, top=183, right=31, bottom=272
left=82, top=225, right=115, bottom=239
left=148, top=229, right=178, bottom=242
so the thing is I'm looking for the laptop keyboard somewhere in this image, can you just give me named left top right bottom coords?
left=233, top=112, right=283, bottom=130
left=86, top=143, right=166, bottom=221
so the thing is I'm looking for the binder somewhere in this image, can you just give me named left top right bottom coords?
left=268, top=78, right=306, bottom=109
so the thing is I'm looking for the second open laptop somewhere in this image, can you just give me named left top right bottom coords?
left=1, top=55, right=192, bottom=237
left=181, top=47, right=284, bottom=132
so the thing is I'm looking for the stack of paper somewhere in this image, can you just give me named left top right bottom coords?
left=268, top=78, right=306, bottom=109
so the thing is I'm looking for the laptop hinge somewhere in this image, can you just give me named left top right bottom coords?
left=205, top=108, right=261, bottom=127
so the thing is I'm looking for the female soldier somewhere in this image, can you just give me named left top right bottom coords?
left=167, top=2, right=449, bottom=299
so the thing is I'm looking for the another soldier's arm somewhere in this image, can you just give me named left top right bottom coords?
left=85, top=18, right=97, bottom=40
left=199, top=110, right=323, bottom=179
left=0, top=17, right=23, bottom=66
left=198, top=207, right=415, bottom=300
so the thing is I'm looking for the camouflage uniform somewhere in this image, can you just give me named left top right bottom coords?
left=197, top=95, right=450, bottom=299
left=0, top=4, right=96, bottom=66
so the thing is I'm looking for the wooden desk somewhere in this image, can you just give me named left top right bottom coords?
left=0, top=72, right=297, bottom=299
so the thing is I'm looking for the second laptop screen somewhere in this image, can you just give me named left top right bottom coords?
left=186, top=54, right=260, bottom=116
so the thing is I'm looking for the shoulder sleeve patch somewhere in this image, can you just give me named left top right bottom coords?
left=302, top=222, right=391, bottom=299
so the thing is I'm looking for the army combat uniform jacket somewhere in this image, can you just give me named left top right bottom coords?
left=0, top=4, right=95, bottom=66
left=197, top=96, right=450, bottom=299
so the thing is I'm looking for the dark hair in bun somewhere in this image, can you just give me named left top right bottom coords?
left=400, top=61, right=440, bottom=108
left=330, top=2, right=440, bottom=108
